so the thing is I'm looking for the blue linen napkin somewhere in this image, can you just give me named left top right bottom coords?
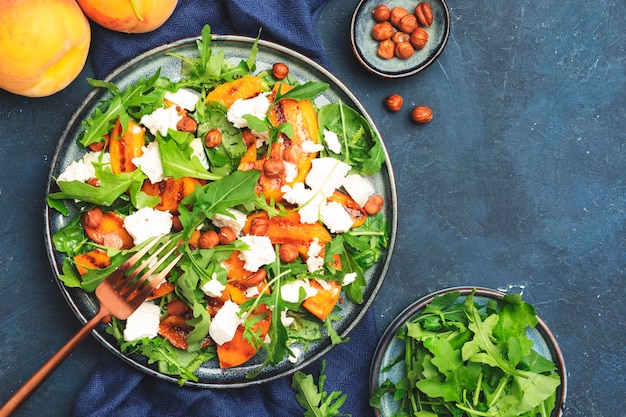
left=75, top=1, right=379, bottom=416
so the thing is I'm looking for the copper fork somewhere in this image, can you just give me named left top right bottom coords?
left=0, top=236, right=183, bottom=416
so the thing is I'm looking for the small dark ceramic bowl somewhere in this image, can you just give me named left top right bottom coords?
left=370, top=286, right=567, bottom=416
left=350, top=0, right=450, bottom=78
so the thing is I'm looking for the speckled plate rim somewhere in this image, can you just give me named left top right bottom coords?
left=44, top=35, right=398, bottom=388
left=350, top=0, right=451, bottom=78
left=370, top=286, right=567, bottom=416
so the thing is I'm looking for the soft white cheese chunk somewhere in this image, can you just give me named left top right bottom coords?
left=302, top=139, right=325, bottom=153
left=123, top=302, right=160, bottom=342
left=209, top=300, right=241, bottom=345
left=211, top=208, right=247, bottom=236
left=238, top=235, right=276, bottom=272
left=320, top=201, right=354, bottom=234
left=307, top=239, right=322, bottom=257
left=164, top=88, right=201, bottom=111
left=132, top=141, right=164, bottom=184
left=288, top=346, right=302, bottom=363
left=323, top=129, right=341, bottom=154
left=281, top=279, right=318, bottom=303
left=123, top=207, right=173, bottom=245
left=305, top=157, right=351, bottom=198
left=298, top=193, right=326, bottom=225
left=57, top=151, right=109, bottom=183
left=201, top=273, right=226, bottom=298
left=281, top=182, right=313, bottom=206
left=226, top=93, right=271, bottom=129
left=284, top=161, right=298, bottom=183
left=342, top=174, right=375, bottom=207
left=189, top=137, right=210, bottom=170
left=140, top=106, right=182, bottom=137
left=343, top=272, right=357, bottom=286
left=306, top=256, right=324, bottom=272
left=280, top=310, right=295, bottom=327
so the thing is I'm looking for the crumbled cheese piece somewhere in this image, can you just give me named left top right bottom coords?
left=189, top=137, right=209, bottom=170
left=280, top=310, right=295, bottom=327
left=299, top=193, right=326, bottom=224
left=306, top=255, right=324, bottom=272
left=315, top=278, right=333, bottom=291
left=343, top=272, right=357, bottom=286
left=132, top=141, right=164, bottom=184
left=123, top=207, right=173, bottom=245
left=308, top=239, right=322, bottom=257
left=342, top=174, right=375, bottom=207
left=288, top=346, right=302, bottom=363
left=201, top=273, right=226, bottom=298
left=226, top=93, right=271, bottom=129
left=305, top=157, right=351, bottom=198
left=320, top=201, right=354, bottom=233
left=302, top=139, right=325, bottom=153
left=238, top=235, right=276, bottom=272
left=245, top=286, right=260, bottom=298
left=57, top=151, right=109, bottom=183
left=209, top=300, right=241, bottom=345
left=323, top=129, right=341, bottom=154
left=140, top=106, right=182, bottom=137
left=211, top=208, right=247, bottom=236
left=281, top=182, right=313, bottom=206
left=281, top=279, right=318, bottom=303
left=284, top=161, right=298, bottom=183
left=164, top=88, right=201, bottom=111
left=123, top=302, right=160, bottom=341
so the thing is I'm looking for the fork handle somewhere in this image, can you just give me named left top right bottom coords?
left=0, top=310, right=108, bottom=417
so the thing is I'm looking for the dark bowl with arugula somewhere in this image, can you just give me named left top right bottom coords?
left=370, top=286, right=566, bottom=416
left=44, top=27, right=397, bottom=388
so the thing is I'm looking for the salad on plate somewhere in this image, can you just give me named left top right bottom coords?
left=47, top=26, right=390, bottom=385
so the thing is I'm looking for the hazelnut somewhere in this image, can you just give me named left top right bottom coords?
left=391, top=31, right=410, bottom=44
left=198, top=230, right=220, bottom=249
left=83, top=207, right=103, bottom=229
left=395, top=41, right=414, bottom=59
left=389, top=6, right=410, bottom=27
left=397, top=14, right=418, bottom=34
left=167, top=299, right=189, bottom=316
left=171, top=216, right=183, bottom=232
left=414, top=2, right=434, bottom=27
left=218, top=227, right=237, bottom=245
left=242, top=268, right=267, bottom=287
left=205, top=128, right=222, bottom=148
left=371, top=21, right=395, bottom=41
left=272, top=62, right=289, bottom=80
left=371, top=4, right=390, bottom=22
left=384, top=94, right=403, bottom=112
left=411, top=105, right=433, bottom=124
left=279, top=244, right=300, bottom=263
left=176, top=116, right=198, bottom=133
left=364, top=194, right=384, bottom=215
left=241, top=129, right=256, bottom=147
left=263, top=158, right=284, bottom=178
left=250, top=217, right=270, bottom=236
left=283, top=144, right=302, bottom=164
left=377, top=39, right=395, bottom=59
left=409, top=27, right=429, bottom=50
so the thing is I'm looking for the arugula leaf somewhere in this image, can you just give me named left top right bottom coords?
left=291, top=360, right=348, bottom=417
left=157, top=134, right=222, bottom=181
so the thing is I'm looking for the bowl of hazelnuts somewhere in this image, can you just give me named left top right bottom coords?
left=350, top=0, right=450, bottom=78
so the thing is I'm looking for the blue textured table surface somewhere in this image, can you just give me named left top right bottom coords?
left=1, top=0, right=624, bottom=416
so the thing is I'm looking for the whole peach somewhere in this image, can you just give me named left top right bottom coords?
left=0, top=0, right=91, bottom=97
left=77, top=0, right=178, bottom=34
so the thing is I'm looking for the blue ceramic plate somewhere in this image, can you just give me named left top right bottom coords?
left=44, top=35, right=398, bottom=388
left=370, top=286, right=567, bottom=416
left=350, top=0, right=450, bottom=78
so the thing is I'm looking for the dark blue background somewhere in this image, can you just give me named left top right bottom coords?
left=1, top=0, right=624, bottom=416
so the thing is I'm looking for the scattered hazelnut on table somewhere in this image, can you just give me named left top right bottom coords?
left=411, top=105, right=434, bottom=124
left=414, top=2, right=434, bottom=27
left=372, top=4, right=391, bottom=22
left=272, top=62, right=289, bottom=80
left=384, top=94, right=404, bottom=111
